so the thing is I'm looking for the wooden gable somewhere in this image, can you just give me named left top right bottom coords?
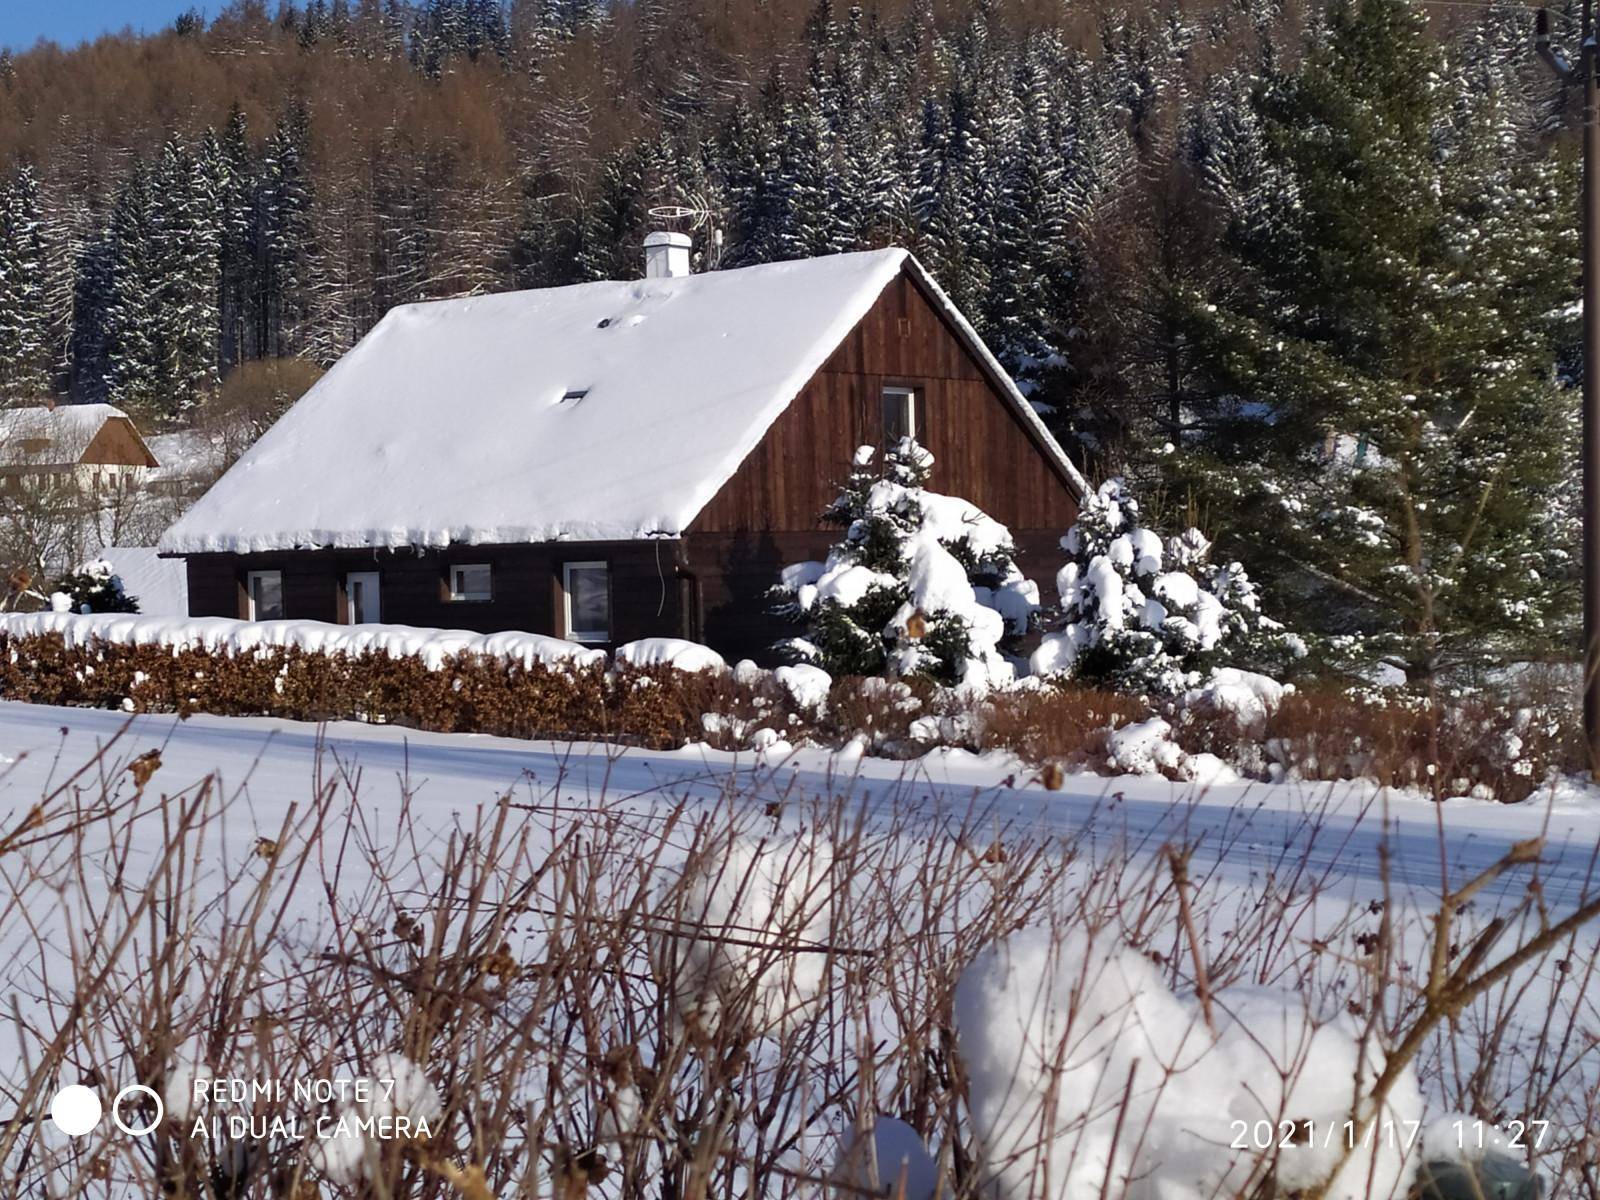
left=79, top=416, right=158, bottom=468
left=688, top=266, right=1080, bottom=538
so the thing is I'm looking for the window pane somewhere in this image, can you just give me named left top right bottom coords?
left=568, top=565, right=610, bottom=638
left=882, top=388, right=916, bottom=446
left=452, top=564, right=492, bottom=600
left=251, top=573, right=284, bottom=620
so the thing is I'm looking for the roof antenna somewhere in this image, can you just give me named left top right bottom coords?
left=646, top=193, right=725, bottom=272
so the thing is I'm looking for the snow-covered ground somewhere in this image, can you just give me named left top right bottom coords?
left=1, top=700, right=1596, bottom=1195
left=0, top=700, right=1590, bottom=911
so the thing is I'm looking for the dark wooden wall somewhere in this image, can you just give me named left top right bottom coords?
left=683, top=267, right=1079, bottom=662
left=184, top=542, right=682, bottom=649
left=688, top=272, right=1079, bottom=537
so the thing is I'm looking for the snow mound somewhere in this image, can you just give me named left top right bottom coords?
left=0, top=611, right=604, bottom=672
left=657, top=830, right=835, bottom=1037
left=1181, top=667, right=1292, bottom=731
left=774, top=663, right=832, bottom=712
left=1106, top=717, right=1187, bottom=776
left=614, top=637, right=727, bottom=673
left=954, top=927, right=1422, bottom=1200
left=97, top=546, right=190, bottom=616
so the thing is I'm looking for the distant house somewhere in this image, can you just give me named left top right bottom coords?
left=159, top=239, right=1085, bottom=662
left=0, top=403, right=160, bottom=499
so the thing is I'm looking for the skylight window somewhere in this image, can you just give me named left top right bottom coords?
left=559, top=389, right=589, bottom=405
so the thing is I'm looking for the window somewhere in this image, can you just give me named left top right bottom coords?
left=448, top=563, right=493, bottom=602
left=246, top=570, right=284, bottom=621
left=882, top=386, right=918, bottom=448
left=563, top=561, right=611, bottom=643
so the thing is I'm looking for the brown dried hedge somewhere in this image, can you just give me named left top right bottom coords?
left=0, top=631, right=1576, bottom=800
left=0, top=632, right=719, bottom=749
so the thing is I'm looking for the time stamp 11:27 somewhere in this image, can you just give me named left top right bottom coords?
left=1228, top=1118, right=1551, bottom=1153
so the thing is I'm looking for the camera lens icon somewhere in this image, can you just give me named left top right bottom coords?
left=49, top=1084, right=163, bottom=1138
left=49, top=1085, right=101, bottom=1137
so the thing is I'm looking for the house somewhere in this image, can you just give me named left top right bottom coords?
left=0, top=403, right=160, bottom=498
left=158, top=239, right=1085, bottom=663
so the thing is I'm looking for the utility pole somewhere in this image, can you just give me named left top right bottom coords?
left=1538, top=4, right=1600, bottom=777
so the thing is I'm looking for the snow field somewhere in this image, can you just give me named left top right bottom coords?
left=0, top=705, right=1592, bottom=1197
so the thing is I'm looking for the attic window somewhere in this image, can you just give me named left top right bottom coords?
left=882, top=385, right=919, bottom=448
left=560, top=389, right=589, bottom=405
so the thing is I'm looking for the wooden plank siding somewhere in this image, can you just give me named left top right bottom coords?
left=184, top=542, right=681, bottom=651
left=81, top=417, right=159, bottom=467
left=683, top=266, right=1079, bottom=661
left=687, top=271, right=1078, bottom=537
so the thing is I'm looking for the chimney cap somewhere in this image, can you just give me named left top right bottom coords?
left=644, top=230, right=692, bottom=249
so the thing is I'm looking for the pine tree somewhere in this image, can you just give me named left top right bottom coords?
left=52, top=559, right=138, bottom=614
left=1033, top=479, right=1298, bottom=695
left=153, top=137, right=222, bottom=413
left=1178, top=0, right=1578, bottom=681
left=257, top=106, right=314, bottom=359
left=102, top=164, right=165, bottom=416
left=216, top=105, right=258, bottom=369
left=0, top=165, right=52, bottom=400
left=773, top=439, right=1037, bottom=689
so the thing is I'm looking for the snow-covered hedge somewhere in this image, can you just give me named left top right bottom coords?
left=0, top=615, right=1572, bottom=801
left=0, top=610, right=606, bottom=672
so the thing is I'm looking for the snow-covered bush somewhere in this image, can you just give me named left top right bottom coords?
left=614, top=637, right=727, bottom=674
left=773, top=439, right=1037, bottom=692
left=656, top=829, right=836, bottom=1039
left=49, top=558, right=138, bottom=614
left=954, top=925, right=1423, bottom=1200
left=1031, top=479, right=1299, bottom=696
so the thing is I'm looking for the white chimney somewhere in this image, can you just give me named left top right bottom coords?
left=644, top=230, right=692, bottom=279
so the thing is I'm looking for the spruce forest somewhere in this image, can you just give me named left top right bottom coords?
left=0, top=0, right=1583, bottom=682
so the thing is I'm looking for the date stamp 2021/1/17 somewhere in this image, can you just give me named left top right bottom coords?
left=1229, top=1118, right=1551, bottom=1153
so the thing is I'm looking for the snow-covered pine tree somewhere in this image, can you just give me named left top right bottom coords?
left=216, top=105, right=257, bottom=369
left=153, top=137, right=222, bottom=414
left=51, top=559, right=138, bottom=614
left=773, top=439, right=1038, bottom=689
left=1032, top=478, right=1298, bottom=695
left=0, top=164, right=51, bottom=401
left=102, top=164, right=165, bottom=416
left=1178, top=0, right=1578, bottom=683
left=258, top=106, right=314, bottom=359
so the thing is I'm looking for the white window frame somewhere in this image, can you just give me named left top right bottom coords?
left=882, top=385, right=918, bottom=446
left=448, top=563, right=493, bottom=602
left=562, top=560, right=612, bottom=644
left=344, top=571, right=381, bottom=625
left=246, top=570, right=284, bottom=621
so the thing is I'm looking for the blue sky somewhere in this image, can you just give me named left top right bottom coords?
left=0, top=2, right=196, bottom=52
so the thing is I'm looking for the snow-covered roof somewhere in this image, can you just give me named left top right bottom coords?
left=0, top=403, right=151, bottom=468
left=97, top=546, right=190, bottom=617
left=160, top=249, right=1085, bottom=555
